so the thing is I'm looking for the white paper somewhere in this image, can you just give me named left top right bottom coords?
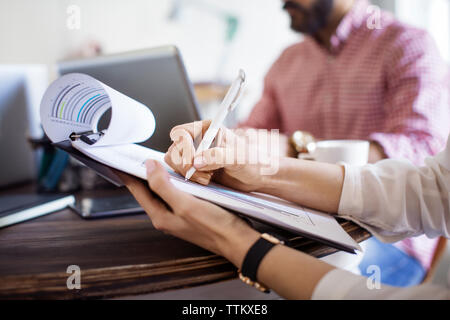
left=71, top=141, right=361, bottom=252
left=40, top=73, right=155, bottom=146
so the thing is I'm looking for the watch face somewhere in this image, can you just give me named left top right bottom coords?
left=291, top=131, right=316, bottom=153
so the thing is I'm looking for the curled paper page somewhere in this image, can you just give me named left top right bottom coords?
left=40, top=73, right=155, bottom=147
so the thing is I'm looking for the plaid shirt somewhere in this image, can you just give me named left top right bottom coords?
left=241, top=0, right=449, bottom=166
left=240, top=0, right=450, bottom=269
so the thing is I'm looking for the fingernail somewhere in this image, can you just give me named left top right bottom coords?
left=194, top=156, right=206, bottom=168
left=146, top=160, right=155, bottom=173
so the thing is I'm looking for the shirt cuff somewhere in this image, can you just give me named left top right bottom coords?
left=337, top=163, right=407, bottom=243
left=311, top=269, right=367, bottom=300
left=313, top=267, right=450, bottom=300
left=338, top=163, right=364, bottom=216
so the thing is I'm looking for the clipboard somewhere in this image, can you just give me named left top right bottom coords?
left=41, top=73, right=362, bottom=254
left=54, top=140, right=125, bottom=187
left=53, top=140, right=361, bottom=254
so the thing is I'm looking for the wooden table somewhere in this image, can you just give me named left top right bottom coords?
left=0, top=186, right=370, bottom=300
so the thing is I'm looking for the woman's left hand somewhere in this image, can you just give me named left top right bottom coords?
left=119, top=159, right=260, bottom=268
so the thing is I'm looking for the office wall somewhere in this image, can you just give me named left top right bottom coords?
left=374, top=0, right=450, bottom=62
left=0, top=0, right=299, bottom=121
left=2, top=0, right=450, bottom=121
left=395, top=0, right=450, bottom=62
left=370, top=0, right=396, bottom=13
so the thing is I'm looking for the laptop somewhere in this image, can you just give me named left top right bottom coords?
left=57, top=45, right=202, bottom=152
left=0, top=65, right=48, bottom=187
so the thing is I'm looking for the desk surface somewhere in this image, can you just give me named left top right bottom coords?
left=0, top=186, right=370, bottom=299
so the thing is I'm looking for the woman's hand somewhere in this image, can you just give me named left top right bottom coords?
left=165, top=120, right=277, bottom=192
left=120, top=159, right=336, bottom=300
left=119, top=159, right=260, bottom=268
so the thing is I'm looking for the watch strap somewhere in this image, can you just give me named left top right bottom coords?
left=241, top=235, right=278, bottom=282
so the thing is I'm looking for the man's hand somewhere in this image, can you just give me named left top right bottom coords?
left=119, top=159, right=260, bottom=268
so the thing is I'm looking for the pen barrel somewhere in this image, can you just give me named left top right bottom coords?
left=195, top=127, right=220, bottom=156
left=193, top=105, right=227, bottom=156
left=193, top=70, right=244, bottom=158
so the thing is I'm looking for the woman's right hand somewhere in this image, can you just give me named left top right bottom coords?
left=164, top=120, right=276, bottom=192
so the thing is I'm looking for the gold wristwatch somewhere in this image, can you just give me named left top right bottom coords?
left=238, top=233, right=284, bottom=293
left=289, top=131, right=316, bottom=155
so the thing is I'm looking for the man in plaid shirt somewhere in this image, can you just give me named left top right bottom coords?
left=240, top=0, right=450, bottom=285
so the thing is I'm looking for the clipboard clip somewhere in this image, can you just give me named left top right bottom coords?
left=69, top=130, right=105, bottom=145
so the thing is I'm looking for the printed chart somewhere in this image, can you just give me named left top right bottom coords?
left=40, top=73, right=155, bottom=146
left=49, top=80, right=110, bottom=125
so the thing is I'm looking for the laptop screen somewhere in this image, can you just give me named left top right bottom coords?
left=57, top=46, right=201, bottom=152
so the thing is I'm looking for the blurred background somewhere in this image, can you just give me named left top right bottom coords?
left=0, top=0, right=299, bottom=122
left=1, top=0, right=449, bottom=122
left=1, top=0, right=450, bottom=190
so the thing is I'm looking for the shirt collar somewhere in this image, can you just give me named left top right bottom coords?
left=329, top=0, right=371, bottom=54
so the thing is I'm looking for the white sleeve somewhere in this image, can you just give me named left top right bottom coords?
left=337, top=136, right=450, bottom=242
left=312, top=269, right=450, bottom=300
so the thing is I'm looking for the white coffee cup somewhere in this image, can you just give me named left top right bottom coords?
left=299, top=140, right=370, bottom=166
